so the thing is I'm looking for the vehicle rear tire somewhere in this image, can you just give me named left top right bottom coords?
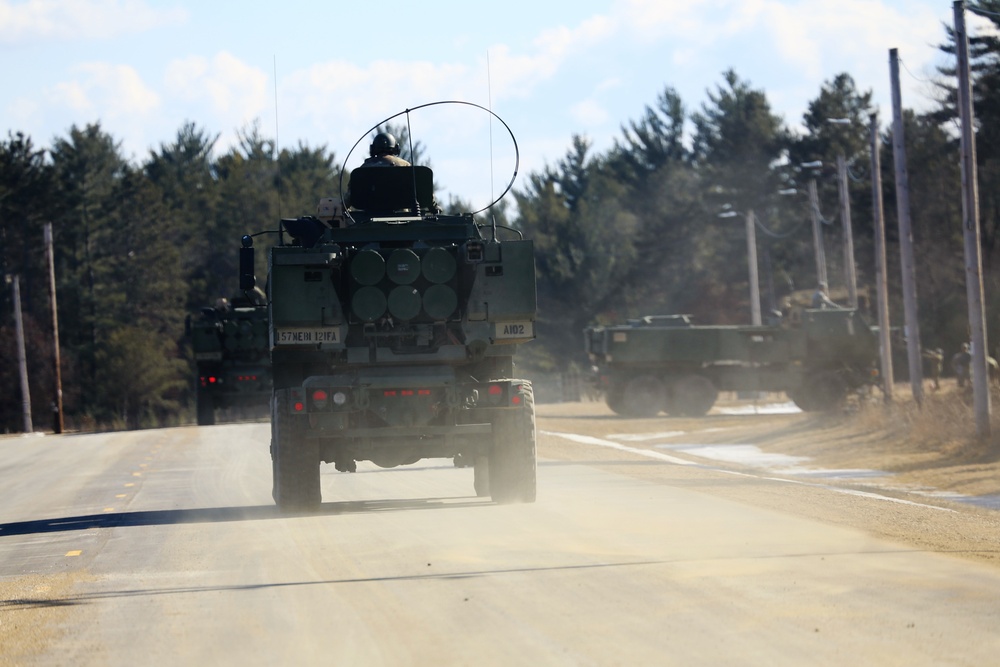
left=473, top=456, right=490, bottom=497
left=196, top=391, right=215, bottom=426
left=670, top=375, right=718, bottom=416
left=621, top=375, right=666, bottom=417
left=489, top=382, right=537, bottom=503
left=271, top=391, right=321, bottom=511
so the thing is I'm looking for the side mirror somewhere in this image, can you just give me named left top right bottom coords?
left=239, top=236, right=255, bottom=290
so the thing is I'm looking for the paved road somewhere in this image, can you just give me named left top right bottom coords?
left=2, top=414, right=999, bottom=666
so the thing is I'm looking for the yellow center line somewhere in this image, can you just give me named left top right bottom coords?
left=124, top=482, right=135, bottom=487
left=65, top=550, right=82, bottom=557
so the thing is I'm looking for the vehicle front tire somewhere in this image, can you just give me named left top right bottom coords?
left=605, top=383, right=627, bottom=415
left=789, top=371, right=848, bottom=412
left=621, top=375, right=666, bottom=417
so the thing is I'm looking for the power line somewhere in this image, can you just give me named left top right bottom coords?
left=897, top=56, right=935, bottom=84
left=752, top=210, right=807, bottom=240
left=970, top=5, right=1000, bottom=18
left=846, top=164, right=869, bottom=182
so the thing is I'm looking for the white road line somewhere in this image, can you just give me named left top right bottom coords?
left=541, top=430, right=956, bottom=512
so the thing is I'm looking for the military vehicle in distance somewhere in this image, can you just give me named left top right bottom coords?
left=239, top=104, right=537, bottom=511
left=188, top=291, right=271, bottom=426
left=584, top=306, right=878, bottom=417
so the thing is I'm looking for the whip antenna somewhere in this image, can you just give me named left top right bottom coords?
left=273, top=55, right=283, bottom=221
left=488, top=51, right=497, bottom=240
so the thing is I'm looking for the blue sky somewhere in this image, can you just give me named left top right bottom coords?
left=0, top=0, right=985, bottom=210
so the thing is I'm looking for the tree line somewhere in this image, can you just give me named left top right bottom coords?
left=2, top=4, right=999, bottom=431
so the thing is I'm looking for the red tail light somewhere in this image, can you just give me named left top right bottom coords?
left=311, top=389, right=329, bottom=410
left=383, top=389, right=431, bottom=398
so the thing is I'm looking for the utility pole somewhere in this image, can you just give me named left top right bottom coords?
left=954, top=1, right=991, bottom=437
left=761, top=241, right=776, bottom=315
left=837, top=154, right=859, bottom=309
left=889, top=47, right=924, bottom=405
left=807, top=179, right=828, bottom=287
left=45, top=223, right=64, bottom=434
left=7, top=275, right=33, bottom=433
left=719, top=208, right=762, bottom=326
left=870, top=113, right=894, bottom=402
left=746, top=209, right=761, bottom=325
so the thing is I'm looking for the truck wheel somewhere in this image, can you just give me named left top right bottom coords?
left=671, top=375, right=718, bottom=416
left=621, top=375, right=666, bottom=417
left=196, top=391, right=215, bottom=426
left=605, top=384, right=627, bottom=415
left=786, top=386, right=812, bottom=411
left=489, top=383, right=537, bottom=503
left=473, top=456, right=490, bottom=497
left=271, top=392, right=321, bottom=511
left=789, top=372, right=847, bottom=412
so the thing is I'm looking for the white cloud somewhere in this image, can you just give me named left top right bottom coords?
left=606, top=0, right=949, bottom=121
left=49, top=80, right=92, bottom=113
left=0, top=0, right=187, bottom=44
left=43, top=62, right=158, bottom=118
left=754, top=0, right=943, bottom=82
left=165, top=51, right=268, bottom=119
left=571, top=98, right=610, bottom=127
left=485, top=15, right=616, bottom=100
left=617, top=0, right=709, bottom=41
left=280, top=59, right=480, bottom=151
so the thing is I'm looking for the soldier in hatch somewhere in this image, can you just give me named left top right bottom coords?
left=811, top=281, right=839, bottom=309
left=361, top=132, right=410, bottom=167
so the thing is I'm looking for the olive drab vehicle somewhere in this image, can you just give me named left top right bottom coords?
left=188, top=291, right=271, bottom=426
left=239, top=104, right=537, bottom=511
left=585, top=305, right=878, bottom=417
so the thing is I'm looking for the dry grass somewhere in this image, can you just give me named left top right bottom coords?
left=812, top=384, right=1000, bottom=496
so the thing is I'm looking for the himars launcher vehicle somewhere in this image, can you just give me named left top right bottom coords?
left=240, top=104, right=537, bottom=511
left=188, top=292, right=271, bottom=426
left=585, top=306, right=878, bottom=417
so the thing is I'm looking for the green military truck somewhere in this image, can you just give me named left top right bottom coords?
left=189, top=293, right=271, bottom=426
left=584, top=307, right=878, bottom=417
left=240, top=111, right=537, bottom=511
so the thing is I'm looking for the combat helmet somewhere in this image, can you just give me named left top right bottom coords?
left=370, top=132, right=400, bottom=157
